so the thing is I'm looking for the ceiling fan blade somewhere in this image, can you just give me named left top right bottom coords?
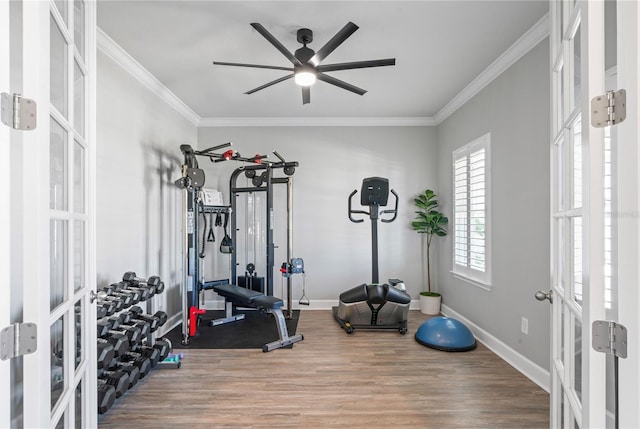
left=317, top=58, right=396, bottom=73
left=244, top=74, right=294, bottom=95
left=302, top=86, right=310, bottom=105
left=316, top=73, right=366, bottom=96
left=250, top=23, right=302, bottom=66
left=309, top=22, right=359, bottom=66
left=213, top=61, right=293, bottom=72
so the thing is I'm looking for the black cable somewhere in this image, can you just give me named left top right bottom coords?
left=199, top=207, right=207, bottom=258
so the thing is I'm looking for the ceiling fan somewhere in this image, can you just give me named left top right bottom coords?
left=213, top=22, right=396, bottom=105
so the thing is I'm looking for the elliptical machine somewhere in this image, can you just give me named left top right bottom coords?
left=334, top=177, right=411, bottom=334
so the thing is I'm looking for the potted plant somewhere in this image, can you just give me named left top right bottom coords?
left=411, top=189, right=448, bottom=315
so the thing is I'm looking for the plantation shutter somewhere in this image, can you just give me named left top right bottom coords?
left=452, top=134, right=490, bottom=285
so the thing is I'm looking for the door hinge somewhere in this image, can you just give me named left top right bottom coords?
left=0, top=322, right=38, bottom=361
left=592, top=320, right=627, bottom=359
left=1, top=92, right=37, bottom=131
left=591, top=89, right=626, bottom=128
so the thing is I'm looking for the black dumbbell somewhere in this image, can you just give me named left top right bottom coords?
left=97, top=382, right=116, bottom=414
left=98, top=335, right=129, bottom=357
left=109, top=360, right=140, bottom=389
left=129, top=306, right=168, bottom=328
left=98, top=369, right=130, bottom=398
left=153, top=338, right=172, bottom=361
left=97, top=341, right=115, bottom=369
left=101, top=295, right=125, bottom=313
left=122, top=272, right=162, bottom=292
left=123, top=310, right=159, bottom=332
left=121, top=320, right=151, bottom=339
left=96, top=304, right=108, bottom=319
left=113, top=281, right=151, bottom=301
left=97, top=300, right=117, bottom=317
left=120, top=352, right=152, bottom=378
left=131, top=345, right=161, bottom=367
left=105, top=283, right=142, bottom=305
left=106, top=324, right=142, bottom=346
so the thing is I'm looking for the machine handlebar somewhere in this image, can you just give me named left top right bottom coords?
left=348, top=190, right=367, bottom=223
left=380, top=189, right=399, bottom=223
left=348, top=188, right=399, bottom=223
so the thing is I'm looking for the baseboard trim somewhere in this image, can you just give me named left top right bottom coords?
left=440, top=304, right=550, bottom=393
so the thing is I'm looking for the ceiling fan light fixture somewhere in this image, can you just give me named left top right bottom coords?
left=294, top=65, right=317, bottom=86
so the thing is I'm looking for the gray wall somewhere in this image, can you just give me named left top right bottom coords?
left=96, top=51, right=197, bottom=330
left=436, top=40, right=551, bottom=369
left=196, top=126, right=439, bottom=304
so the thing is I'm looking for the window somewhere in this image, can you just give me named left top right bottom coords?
left=452, top=133, right=491, bottom=286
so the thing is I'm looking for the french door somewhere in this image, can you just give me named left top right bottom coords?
left=550, top=0, right=639, bottom=427
left=1, top=1, right=97, bottom=427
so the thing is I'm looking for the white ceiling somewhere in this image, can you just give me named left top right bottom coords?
left=96, top=1, right=549, bottom=122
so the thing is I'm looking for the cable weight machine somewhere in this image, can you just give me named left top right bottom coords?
left=175, top=143, right=301, bottom=346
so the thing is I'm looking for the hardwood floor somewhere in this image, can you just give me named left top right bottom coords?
left=98, top=310, right=549, bottom=428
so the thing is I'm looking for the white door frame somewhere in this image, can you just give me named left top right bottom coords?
left=617, top=1, right=640, bottom=426
left=0, top=0, right=11, bottom=425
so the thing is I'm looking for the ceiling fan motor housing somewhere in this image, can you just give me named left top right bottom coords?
left=295, top=28, right=315, bottom=63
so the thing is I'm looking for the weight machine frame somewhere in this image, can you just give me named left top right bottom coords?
left=176, top=143, right=299, bottom=345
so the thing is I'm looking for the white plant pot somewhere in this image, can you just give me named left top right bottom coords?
left=419, top=294, right=441, bottom=315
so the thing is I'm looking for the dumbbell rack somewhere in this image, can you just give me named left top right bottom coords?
left=96, top=273, right=180, bottom=415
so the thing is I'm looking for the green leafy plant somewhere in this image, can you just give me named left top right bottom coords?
left=411, top=189, right=448, bottom=295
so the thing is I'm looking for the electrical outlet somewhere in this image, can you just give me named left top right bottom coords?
left=521, top=317, right=529, bottom=335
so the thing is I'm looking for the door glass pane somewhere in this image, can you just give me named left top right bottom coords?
left=74, top=141, right=85, bottom=213
left=572, top=217, right=583, bottom=305
left=50, top=220, right=68, bottom=310
left=556, top=139, right=565, bottom=210
left=50, top=14, right=68, bottom=118
left=74, top=220, right=84, bottom=292
left=572, top=118, right=583, bottom=209
left=51, top=316, right=65, bottom=410
left=75, top=381, right=82, bottom=428
left=572, top=24, right=582, bottom=109
left=50, top=118, right=68, bottom=211
left=74, top=299, right=82, bottom=368
left=574, top=316, right=583, bottom=400
left=74, top=1, right=85, bottom=60
left=74, top=61, right=85, bottom=137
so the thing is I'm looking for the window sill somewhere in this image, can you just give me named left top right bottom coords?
left=450, top=271, right=492, bottom=291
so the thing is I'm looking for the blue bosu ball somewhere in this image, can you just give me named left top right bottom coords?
left=415, top=316, right=477, bottom=352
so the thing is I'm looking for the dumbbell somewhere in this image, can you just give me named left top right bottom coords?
left=104, top=283, right=142, bottom=306
left=119, top=352, right=152, bottom=378
left=126, top=307, right=167, bottom=333
left=130, top=345, right=161, bottom=367
left=153, top=338, right=172, bottom=361
left=99, top=295, right=125, bottom=313
left=97, top=341, right=115, bottom=369
left=96, top=300, right=117, bottom=317
left=108, top=360, right=141, bottom=389
left=97, top=383, right=116, bottom=414
left=100, top=318, right=142, bottom=346
left=122, top=272, right=163, bottom=295
left=98, top=369, right=130, bottom=398
left=112, top=281, right=151, bottom=302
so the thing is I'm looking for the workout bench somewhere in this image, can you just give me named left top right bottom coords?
left=209, top=283, right=303, bottom=352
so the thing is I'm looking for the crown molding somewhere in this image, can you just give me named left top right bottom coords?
left=198, top=116, right=437, bottom=127
left=433, top=13, right=550, bottom=125
left=96, top=27, right=201, bottom=126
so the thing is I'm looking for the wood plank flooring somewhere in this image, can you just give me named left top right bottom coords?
left=98, top=310, right=549, bottom=428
